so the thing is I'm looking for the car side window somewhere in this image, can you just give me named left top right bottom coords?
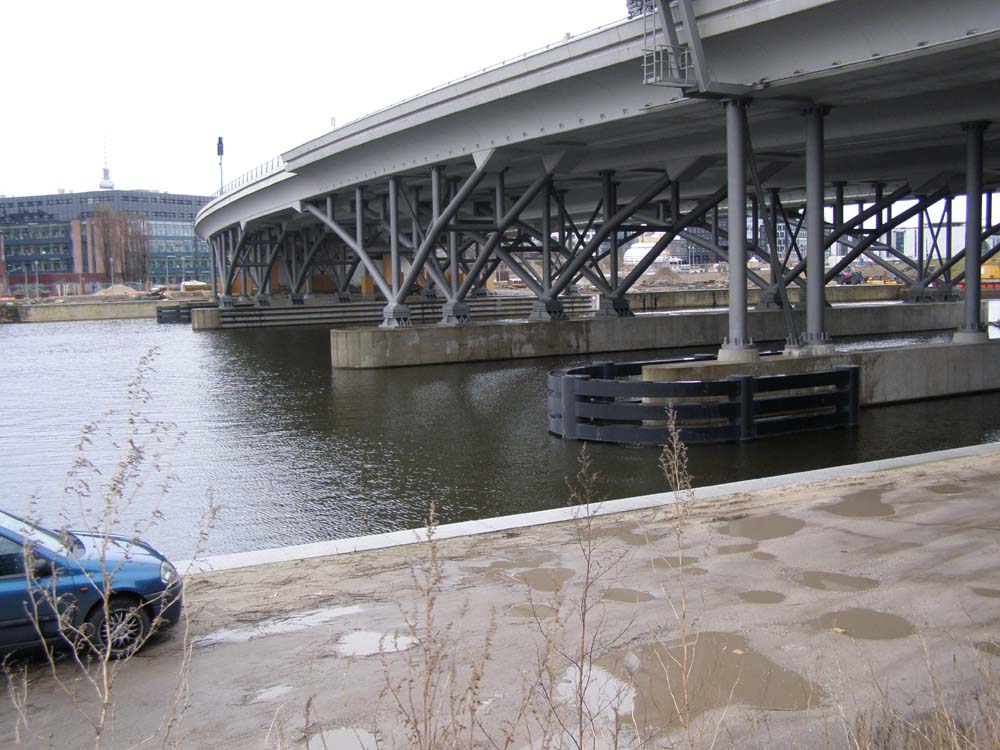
left=0, top=536, right=26, bottom=578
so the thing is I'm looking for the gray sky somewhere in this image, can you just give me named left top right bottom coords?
left=1, top=1, right=621, bottom=198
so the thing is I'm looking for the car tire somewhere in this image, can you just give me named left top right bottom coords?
left=85, top=597, right=151, bottom=659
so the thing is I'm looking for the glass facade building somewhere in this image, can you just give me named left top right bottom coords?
left=0, top=189, right=210, bottom=293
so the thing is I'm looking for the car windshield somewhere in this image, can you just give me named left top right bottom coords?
left=0, top=510, right=77, bottom=556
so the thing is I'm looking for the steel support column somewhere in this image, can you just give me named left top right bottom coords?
left=955, top=120, right=990, bottom=342
left=719, top=99, right=757, bottom=361
left=803, top=106, right=832, bottom=350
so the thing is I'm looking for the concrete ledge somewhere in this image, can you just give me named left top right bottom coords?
left=180, top=441, right=1000, bottom=573
left=626, top=283, right=902, bottom=311
left=644, top=340, right=1000, bottom=406
left=330, top=301, right=967, bottom=368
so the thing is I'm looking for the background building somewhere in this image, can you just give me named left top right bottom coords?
left=0, top=188, right=210, bottom=296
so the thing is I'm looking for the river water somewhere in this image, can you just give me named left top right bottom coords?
left=1, top=314, right=998, bottom=558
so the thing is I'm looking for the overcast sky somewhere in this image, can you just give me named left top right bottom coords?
left=1, top=1, right=621, bottom=198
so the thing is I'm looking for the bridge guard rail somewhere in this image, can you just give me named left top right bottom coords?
left=548, top=359, right=860, bottom=445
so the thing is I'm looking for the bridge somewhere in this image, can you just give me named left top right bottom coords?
left=195, top=0, right=1000, bottom=363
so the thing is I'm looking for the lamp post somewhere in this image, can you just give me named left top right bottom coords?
left=33, top=261, right=39, bottom=298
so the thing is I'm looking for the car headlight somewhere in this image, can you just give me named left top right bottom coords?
left=160, top=560, right=179, bottom=586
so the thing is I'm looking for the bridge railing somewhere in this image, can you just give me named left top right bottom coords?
left=548, top=358, right=860, bottom=445
left=212, top=156, right=285, bottom=199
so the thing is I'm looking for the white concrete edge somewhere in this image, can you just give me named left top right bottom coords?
left=177, top=441, right=1000, bottom=575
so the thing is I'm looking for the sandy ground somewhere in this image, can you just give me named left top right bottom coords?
left=3, top=449, right=1000, bottom=749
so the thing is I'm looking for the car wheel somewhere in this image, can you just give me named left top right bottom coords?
left=85, top=597, right=151, bottom=659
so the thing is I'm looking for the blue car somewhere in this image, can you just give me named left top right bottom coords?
left=0, top=509, right=182, bottom=658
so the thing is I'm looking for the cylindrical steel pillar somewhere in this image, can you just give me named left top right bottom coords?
left=959, top=121, right=988, bottom=338
left=388, top=176, right=400, bottom=299
left=721, top=99, right=752, bottom=355
left=804, top=106, right=829, bottom=345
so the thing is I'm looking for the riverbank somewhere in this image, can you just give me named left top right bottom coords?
left=6, top=443, right=999, bottom=748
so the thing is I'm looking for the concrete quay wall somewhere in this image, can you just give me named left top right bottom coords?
left=330, top=301, right=970, bottom=369
left=643, top=340, right=1000, bottom=406
left=17, top=300, right=162, bottom=322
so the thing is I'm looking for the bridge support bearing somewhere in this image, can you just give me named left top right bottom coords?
left=289, top=293, right=305, bottom=305
left=595, top=296, right=635, bottom=318
left=337, top=292, right=352, bottom=303
left=255, top=294, right=272, bottom=307
left=381, top=302, right=411, bottom=328
left=439, top=300, right=470, bottom=325
left=529, top=299, right=567, bottom=321
left=219, top=295, right=234, bottom=308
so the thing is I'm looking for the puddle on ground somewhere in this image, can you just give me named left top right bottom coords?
left=716, top=542, right=758, bottom=555
left=751, top=551, right=777, bottom=561
left=974, top=640, right=1000, bottom=658
left=516, top=567, right=575, bottom=592
left=598, top=632, right=823, bottom=732
left=928, top=483, right=965, bottom=495
left=739, top=590, right=786, bottom=604
left=509, top=602, right=559, bottom=619
left=822, top=489, right=896, bottom=518
left=586, top=523, right=668, bottom=546
left=313, top=728, right=378, bottom=750
left=866, top=539, right=922, bottom=555
left=651, top=554, right=699, bottom=569
left=554, top=665, right=635, bottom=737
left=795, top=571, right=880, bottom=592
left=193, top=604, right=363, bottom=647
left=335, top=630, right=418, bottom=657
left=253, top=684, right=292, bottom=702
left=816, top=608, right=916, bottom=640
left=971, top=587, right=1000, bottom=599
left=602, top=588, right=656, bottom=603
left=720, top=513, right=805, bottom=541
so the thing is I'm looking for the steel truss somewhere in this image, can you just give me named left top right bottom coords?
left=206, top=117, right=995, bottom=339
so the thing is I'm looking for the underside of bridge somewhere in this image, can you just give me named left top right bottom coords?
left=197, top=0, right=1000, bottom=354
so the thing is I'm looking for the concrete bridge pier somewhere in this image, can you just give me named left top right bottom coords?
left=955, top=120, right=991, bottom=344
left=719, top=99, right=759, bottom=364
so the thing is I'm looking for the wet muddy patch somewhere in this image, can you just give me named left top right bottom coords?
left=751, top=551, right=778, bottom=561
left=335, top=630, right=418, bottom=657
left=795, top=571, right=880, bottom=592
left=313, top=728, right=378, bottom=749
left=516, top=567, right=575, bottom=592
left=597, top=632, right=823, bottom=732
left=739, top=590, right=786, bottom=604
left=193, top=604, right=363, bottom=647
left=715, top=542, right=758, bottom=555
left=586, top=522, right=669, bottom=546
left=720, top=513, right=805, bottom=541
left=974, top=640, right=1000, bottom=658
left=928, top=483, right=965, bottom=495
left=650, top=556, right=707, bottom=575
left=816, top=608, right=915, bottom=640
left=602, top=587, right=656, bottom=603
left=971, top=587, right=1000, bottom=599
left=822, top=489, right=896, bottom=518
left=509, top=602, right=559, bottom=619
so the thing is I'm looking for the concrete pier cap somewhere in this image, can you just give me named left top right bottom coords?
left=717, top=343, right=761, bottom=363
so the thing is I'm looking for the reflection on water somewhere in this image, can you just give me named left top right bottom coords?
left=1, top=319, right=999, bottom=557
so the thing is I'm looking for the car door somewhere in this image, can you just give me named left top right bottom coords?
left=0, top=533, right=38, bottom=647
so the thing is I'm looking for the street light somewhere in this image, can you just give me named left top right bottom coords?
left=33, top=261, right=39, bottom=298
